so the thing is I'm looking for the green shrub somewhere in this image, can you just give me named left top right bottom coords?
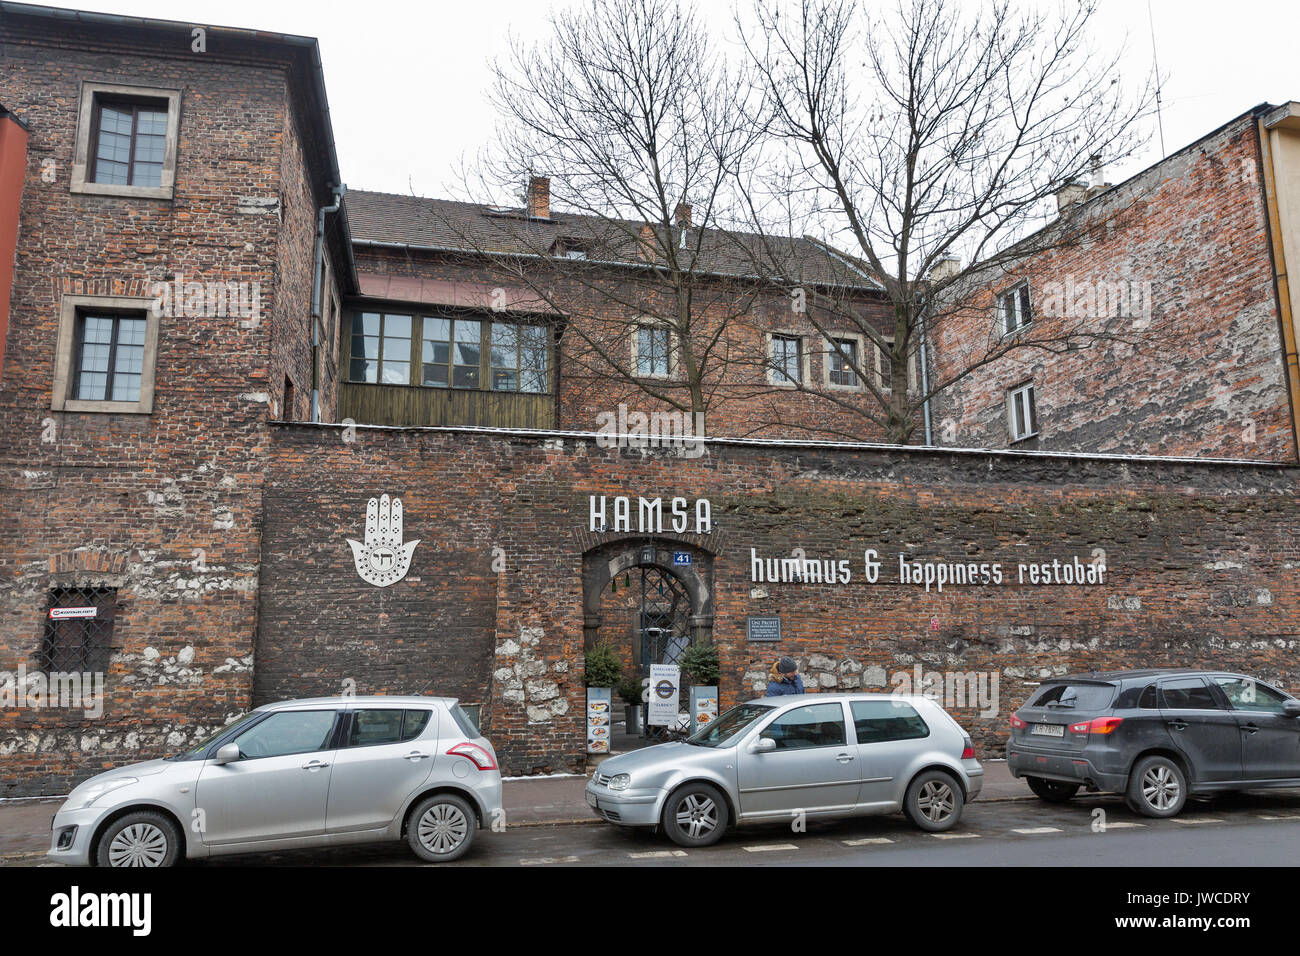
left=616, top=673, right=645, bottom=705
left=679, top=643, right=720, bottom=686
left=584, top=644, right=623, bottom=688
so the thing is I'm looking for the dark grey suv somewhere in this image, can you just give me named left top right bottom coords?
left=1007, top=669, right=1300, bottom=817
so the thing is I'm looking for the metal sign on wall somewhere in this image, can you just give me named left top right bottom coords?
left=747, top=616, right=781, bottom=642
left=347, top=494, right=419, bottom=587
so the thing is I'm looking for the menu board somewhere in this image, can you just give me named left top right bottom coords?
left=690, top=685, right=718, bottom=735
left=586, top=687, right=612, bottom=754
left=648, top=664, right=680, bottom=727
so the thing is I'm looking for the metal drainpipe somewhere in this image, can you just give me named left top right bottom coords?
left=918, top=294, right=934, bottom=446
left=311, top=183, right=347, bottom=422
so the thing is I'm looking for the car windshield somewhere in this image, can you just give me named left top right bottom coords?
left=685, top=702, right=774, bottom=748
left=166, top=711, right=261, bottom=761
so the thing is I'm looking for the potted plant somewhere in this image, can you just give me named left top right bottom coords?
left=616, top=672, right=646, bottom=735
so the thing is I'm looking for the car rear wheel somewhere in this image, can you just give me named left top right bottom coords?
left=1126, top=756, right=1187, bottom=818
left=661, top=782, right=728, bottom=847
left=903, top=770, right=964, bottom=832
left=1026, top=776, right=1080, bottom=803
left=407, top=794, right=476, bottom=863
left=95, top=811, right=181, bottom=868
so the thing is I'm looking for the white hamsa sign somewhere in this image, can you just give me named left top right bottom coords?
left=347, top=494, right=419, bottom=587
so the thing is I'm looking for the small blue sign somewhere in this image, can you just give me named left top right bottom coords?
left=673, top=551, right=691, bottom=566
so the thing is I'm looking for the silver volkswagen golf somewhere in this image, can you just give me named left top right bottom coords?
left=47, top=696, right=502, bottom=866
left=586, top=693, right=983, bottom=846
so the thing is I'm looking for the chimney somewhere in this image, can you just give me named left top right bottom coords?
left=928, top=256, right=962, bottom=282
left=674, top=202, right=692, bottom=229
left=1055, top=182, right=1088, bottom=215
left=527, top=175, right=550, bottom=220
left=1085, top=154, right=1112, bottom=199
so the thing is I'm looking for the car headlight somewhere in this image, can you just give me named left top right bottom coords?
left=72, top=777, right=139, bottom=810
left=609, top=773, right=631, bottom=791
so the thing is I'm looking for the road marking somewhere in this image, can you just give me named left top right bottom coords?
left=842, top=837, right=894, bottom=846
left=1171, top=817, right=1223, bottom=825
left=519, top=856, right=579, bottom=865
left=1011, top=826, right=1062, bottom=835
left=1101, top=822, right=1146, bottom=829
left=1256, top=814, right=1300, bottom=821
left=743, top=843, right=798, bottom=852
left=928, top=832, right=980, bottom=839
left=628, top=850, right=688, bottom=859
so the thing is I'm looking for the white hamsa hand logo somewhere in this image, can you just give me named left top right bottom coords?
left=347, top=494, right=419, bottom=587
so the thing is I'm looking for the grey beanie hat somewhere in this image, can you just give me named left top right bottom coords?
left=778, top=656, right=798, bottom=674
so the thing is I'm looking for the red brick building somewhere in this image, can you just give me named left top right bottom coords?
left=1, top=4, right=1298, bottom=790
left=929, top=105, right=1300, bottom=464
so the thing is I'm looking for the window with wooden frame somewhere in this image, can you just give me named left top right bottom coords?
left=768, top=333, right=804, bottom=386
left=350, top=310, right=551, bottom=394
left=1007, top=382, right=1039, bottom=442
left=998, top=281, right=1032, bottom=336
left=825, top=336, right=860, bottom=388
left=70, top=83, right=181, bottom=199
left=52, top=294, right=161, bottom=414
left=876, top=337, right=918, bottom=392
left=634, top=324, right=673, bottom=378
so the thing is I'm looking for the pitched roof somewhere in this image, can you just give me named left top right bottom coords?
left=345, top=189, right=882, bottom=290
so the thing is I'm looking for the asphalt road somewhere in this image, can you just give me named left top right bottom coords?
left=163, top=788, right=1300, bottom=867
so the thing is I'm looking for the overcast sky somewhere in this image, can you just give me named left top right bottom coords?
left=32, top=0, right=1300, bottom=202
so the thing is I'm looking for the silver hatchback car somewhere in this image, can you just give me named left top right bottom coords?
left=47, top=696, right=502, bottom=866
left=586, top=693, right=983, bottom=846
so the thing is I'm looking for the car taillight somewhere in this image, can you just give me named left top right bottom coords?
left=961, top=744, right=975, bottom=760
left=1070, top=717, right=1123, bottom=735
left=447, top=741, right=498, bottom=770
left=1009, top=714, right=1027, bottom=729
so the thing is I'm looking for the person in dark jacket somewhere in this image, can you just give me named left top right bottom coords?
left=765, top=657, right=805, bottom=696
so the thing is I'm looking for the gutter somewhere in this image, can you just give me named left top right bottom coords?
left=311, top=184, right=347, bottom=422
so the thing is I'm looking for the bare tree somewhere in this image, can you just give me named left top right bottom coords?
left=442, top=0, right=776, bottom=431
left=738, top=0, right=1161, bottom=443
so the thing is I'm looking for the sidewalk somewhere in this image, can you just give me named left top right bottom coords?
left=0, top=760, right=1028, bottom=863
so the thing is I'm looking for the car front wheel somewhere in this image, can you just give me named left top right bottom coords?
left=95, top=811, right=181, bottom=867
left=407, top=794, right=477, bottom=863
left=903, top=770, right=964, bottom=832
left=1026, top=776, right=1081, bottom=803
left=661, top=782, right=728, bottom=847
left=1126, top=756, right=1187, bottom=818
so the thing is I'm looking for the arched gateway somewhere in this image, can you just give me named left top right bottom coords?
left=579, top=535, right=718, bottom=664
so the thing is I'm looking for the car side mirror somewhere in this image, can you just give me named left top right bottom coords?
left=750, top=737, right=776, bottom=754
left=214, top=743, right=241, bottom=765
left=1284, top=701, right=1300, bottom=718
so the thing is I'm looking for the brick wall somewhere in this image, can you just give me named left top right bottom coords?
left=931, top=111, right=1298, bottom=463
left=0, top=21, right=319, bottom=794
left=259, top=423, right=1300, bottom=777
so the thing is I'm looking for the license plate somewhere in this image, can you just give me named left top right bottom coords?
left=586, top=792, right=597, bottom=808
left=1031, top=723, right=1065, bottom=737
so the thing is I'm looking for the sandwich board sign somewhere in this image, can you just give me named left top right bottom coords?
left=648, top=664, right=680, bottom=727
